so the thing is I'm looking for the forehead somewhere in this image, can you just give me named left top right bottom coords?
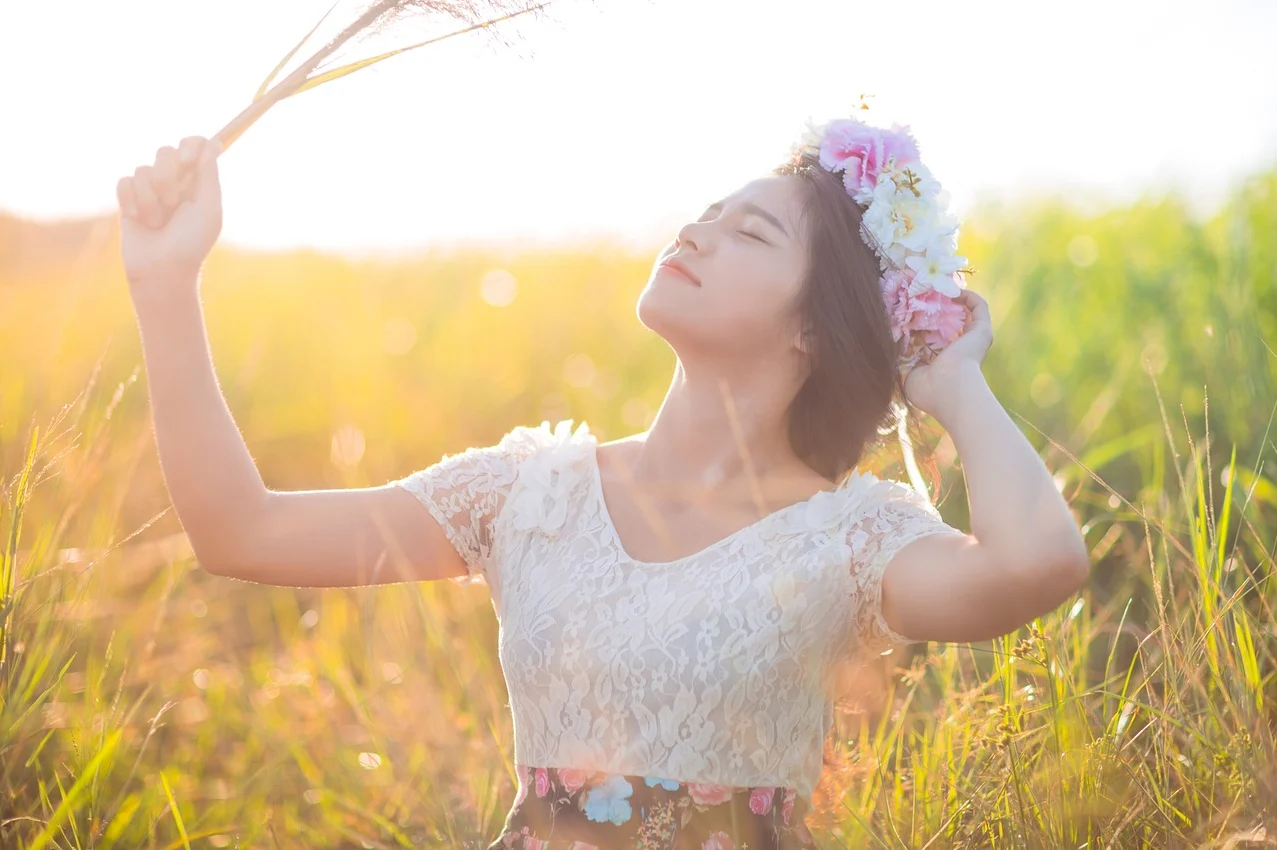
left=723, top=175, right=803, bottom=209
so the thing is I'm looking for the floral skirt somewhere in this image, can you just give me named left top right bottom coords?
left=489, top=764, right=818, bottom=850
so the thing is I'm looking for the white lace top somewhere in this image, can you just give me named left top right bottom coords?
left=392, top=420, right=966, bottom=802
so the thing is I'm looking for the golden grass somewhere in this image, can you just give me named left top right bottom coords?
left=2, top=168, right=1275, bottom=847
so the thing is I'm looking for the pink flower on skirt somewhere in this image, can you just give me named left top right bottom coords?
left=505, top=826, right=545, bottom=849
left=701, top=831, right=735, bottom=850
left=748, top=786, right=775, bottom=815
left=687, top=783, right=735, bottom=807
left=557, top=767, right=590, bottom=793
left=534, top=767, right=550, bottom=798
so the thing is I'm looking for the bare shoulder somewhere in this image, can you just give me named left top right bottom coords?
left=594, top=434, right=646, bottom=476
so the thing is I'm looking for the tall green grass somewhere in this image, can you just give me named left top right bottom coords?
left=1, top=169, right=1274, bottom=847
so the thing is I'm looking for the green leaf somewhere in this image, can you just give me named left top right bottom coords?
left=25, top=730, right=123, bottom=850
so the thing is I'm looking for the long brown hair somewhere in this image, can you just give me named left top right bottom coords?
left=774, top=145, right=941, bottom=493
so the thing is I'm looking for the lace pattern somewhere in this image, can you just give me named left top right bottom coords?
left=393, top=420, right=966, bottom=802
left=843, top=480, right=970, bottom=658
left=391, top=421, right=571, bottom=588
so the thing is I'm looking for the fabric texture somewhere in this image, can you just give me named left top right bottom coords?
left=392, top=420, right=966, bottom=836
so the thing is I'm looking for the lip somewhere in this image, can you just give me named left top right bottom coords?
left=659, top=257, right=701, bottom=286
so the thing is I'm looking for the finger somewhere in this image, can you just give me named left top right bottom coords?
left=153, top=146, right=181, bottom=209
left=962, top=290, right=990, bottom=319
left=133, top=164, right=163, bottom=228
left=116, top=176, right=139, bottom=221
left=177, top=136, right=206, bottom=165
left=196, top=138, right=222, bottom=199
left=176, top=138, right=205, bottom=202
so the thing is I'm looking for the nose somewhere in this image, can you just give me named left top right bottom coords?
left=674, top=222, right=701, bottom=253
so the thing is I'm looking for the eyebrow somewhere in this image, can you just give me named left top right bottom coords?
left=704, top=199, right=790, bottom=239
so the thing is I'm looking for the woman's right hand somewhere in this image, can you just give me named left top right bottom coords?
left=116, top=136, right=223, bottom=298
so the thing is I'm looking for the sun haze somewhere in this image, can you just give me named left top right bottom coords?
left=1, top=0, right=1275, bottom=256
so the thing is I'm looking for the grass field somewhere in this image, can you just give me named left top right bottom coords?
left=2, top=168, right=1275, bottom=848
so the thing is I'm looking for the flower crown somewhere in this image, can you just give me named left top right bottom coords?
left=797, top=114, right=973, bottom=371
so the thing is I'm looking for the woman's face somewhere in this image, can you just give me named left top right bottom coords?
left=637, top=174, right=811, bottom=364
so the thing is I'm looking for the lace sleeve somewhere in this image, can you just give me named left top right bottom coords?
left=847, top=479, right=967, bottom=657
left=391, top=425, right=547, bottom=587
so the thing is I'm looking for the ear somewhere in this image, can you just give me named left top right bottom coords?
left=794, top=326, right=815, bottom=357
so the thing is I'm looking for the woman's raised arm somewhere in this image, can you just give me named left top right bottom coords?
left=116, top=137, right=468, bottom=587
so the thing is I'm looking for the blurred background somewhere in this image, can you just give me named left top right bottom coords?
left=2, top=0, right=1276, bottom=847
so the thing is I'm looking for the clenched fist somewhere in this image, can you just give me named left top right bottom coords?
left=116, top=136, right=223, bottom=297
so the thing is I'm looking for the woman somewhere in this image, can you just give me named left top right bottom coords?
left=115, top=115, right=1090, bottom=849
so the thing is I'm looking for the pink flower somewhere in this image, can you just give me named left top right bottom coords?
left=781, top=787, right=796, bottom=826
left=818, top=119, right=919, bottom=200
left=702, top=831, right=734, bottom=850
left=687, top=783, right=735, bottom=807
left=910, top=287, right=968, bottom=348
left=880, top=269, right=968, bottom=350
left=880, top=269, right=916, bottom=342
left=748, top=786, right=776, bottom=815
left=513, top=827, right=547, bottom=850
left=534, top=767, right=550, bottom=798
left=557, top=768, right=589, bottom=793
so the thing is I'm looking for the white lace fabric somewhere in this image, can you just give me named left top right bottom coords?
left=393, top=420, right=966, bottom=801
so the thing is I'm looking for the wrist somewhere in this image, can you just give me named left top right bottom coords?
left=929, top=360, right=991, bottom=426
left=128, top=271, right=203, bottom=312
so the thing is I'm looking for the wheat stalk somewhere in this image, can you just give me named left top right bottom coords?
left=175, top=0, right=562, bottom=193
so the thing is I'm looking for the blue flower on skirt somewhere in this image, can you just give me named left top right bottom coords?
left=583, top=775, right=634, bottom=825
left=643, top=775, right=680, bottom=791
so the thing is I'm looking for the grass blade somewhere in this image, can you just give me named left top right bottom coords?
left=254, top=0, right=343, bottom=102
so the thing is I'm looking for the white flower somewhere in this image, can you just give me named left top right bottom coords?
left=506, top=420, right=588, bottom=539
left=872, top=159, right=941, bottom=206
left=904, top=236, right=966, bottom=297
left=863, top=192, right=941, bottom=267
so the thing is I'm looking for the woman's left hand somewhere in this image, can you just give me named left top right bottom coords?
left=902, top=289, right=993, bottom=420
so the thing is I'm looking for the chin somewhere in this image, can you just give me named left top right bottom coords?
left=636, top=285, right=700, bottom=342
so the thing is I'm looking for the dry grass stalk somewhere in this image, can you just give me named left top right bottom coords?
left=174, top=0, right=566, bottom=196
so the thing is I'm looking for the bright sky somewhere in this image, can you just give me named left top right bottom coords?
left=2, top=0, right=1276, bottom=256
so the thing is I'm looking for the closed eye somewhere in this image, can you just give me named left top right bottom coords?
left=694, top=212, right=768, bottom=244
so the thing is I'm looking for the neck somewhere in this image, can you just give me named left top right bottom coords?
left=627, top=360, right=817, bottom=509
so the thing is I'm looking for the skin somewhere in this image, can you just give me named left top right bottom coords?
left=117, top=137, right=1090, bottom=644
left=619, top=175, right=826, bottom=501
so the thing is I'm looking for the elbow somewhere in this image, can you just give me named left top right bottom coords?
left=1054, top=553, right=1091, bottom=597
left=1054, top=530, right=1092, bottom=592
left=185, top=501, right=271, bottom=579
left=1003, top=534, right=1091, bottom=605
left=193, top=550, right=240, bottom=579
left=188, top=533, right=253, bottom=579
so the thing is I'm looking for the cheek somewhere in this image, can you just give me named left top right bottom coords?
left=710, top=273, right=797, bottom=334
left=734, top=258, right=801, bottom=307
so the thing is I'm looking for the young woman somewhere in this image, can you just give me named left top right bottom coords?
left=115, top=116, right=1090, bottom=849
